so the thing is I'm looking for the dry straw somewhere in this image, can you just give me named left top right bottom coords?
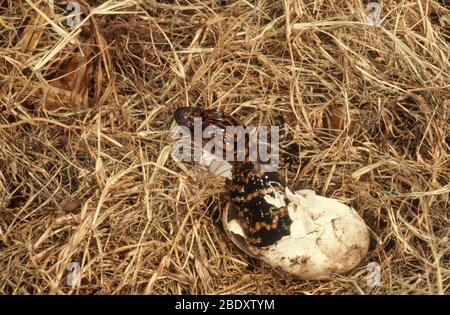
left=0, top=0, right=448, bottom=294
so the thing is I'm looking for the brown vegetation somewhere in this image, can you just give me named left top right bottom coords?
left=0, top=0, right=448, bottom=294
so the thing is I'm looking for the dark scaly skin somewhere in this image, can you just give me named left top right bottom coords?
left=174, top=107, right=293, bottom=247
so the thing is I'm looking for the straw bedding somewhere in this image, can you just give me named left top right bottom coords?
left=0, top=0, right=448, bottom=294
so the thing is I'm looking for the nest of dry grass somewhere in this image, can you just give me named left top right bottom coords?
left=0, top=0, right=449, bottom=294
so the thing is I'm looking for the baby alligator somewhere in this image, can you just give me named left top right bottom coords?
left=174, top=107, right=293, bottom=247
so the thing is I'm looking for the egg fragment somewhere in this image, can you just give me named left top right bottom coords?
left=170, top=121, right=233, bottom=179
left=223, top=187, right=370, bottom=280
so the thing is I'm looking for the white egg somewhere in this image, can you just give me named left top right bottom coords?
left=223, top=187, right=370, bottom=280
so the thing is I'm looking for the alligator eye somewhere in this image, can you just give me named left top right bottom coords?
left=174, top=107, right=203, bottom=129
left=174, top=107, right=190, bottom=125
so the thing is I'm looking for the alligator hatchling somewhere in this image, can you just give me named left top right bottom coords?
left=172, top=107, right=370, bottom=280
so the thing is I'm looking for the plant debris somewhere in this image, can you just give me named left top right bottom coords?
left=0, top=0, right=448, bottom=294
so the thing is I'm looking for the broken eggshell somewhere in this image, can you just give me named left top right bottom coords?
left=223, top=188, right=370, bottom=280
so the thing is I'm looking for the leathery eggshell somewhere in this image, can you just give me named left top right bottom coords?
left=223, top=188, right=370, bottom=280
